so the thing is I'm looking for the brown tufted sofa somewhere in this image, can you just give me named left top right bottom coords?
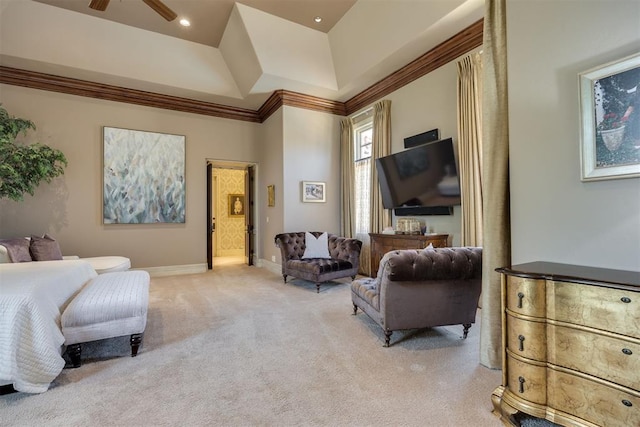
left=274, top=232, right=362, bottom=293
left=351, top=247, right=482, bottom=346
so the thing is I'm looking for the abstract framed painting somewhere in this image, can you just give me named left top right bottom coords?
left=301, top=181, right=326, bottom=203
left=103, top=126, right=186, bottom=224
left=579, top=53, right=640, bottom=181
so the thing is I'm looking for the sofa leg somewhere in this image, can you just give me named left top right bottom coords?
left=282, top=274, right=287, bottom=284
left=383, top=330, right=392, bottom=347
left=130, top=333, right=143, bottom=357
left=352, top=303, right=358, bottom=315
left=462, top=323, right=471, bottom=339
left=67, top=343, right=82, bottom=368
left=315, top=283, right=321, bottom=293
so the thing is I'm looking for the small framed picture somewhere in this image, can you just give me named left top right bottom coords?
left=579, top=53, right=640, bottom=181
left=301, top=181, right=326, bottom=203
left=267, top=185, right=275, bottom=207
left=228, top=194, right=245, bottom=216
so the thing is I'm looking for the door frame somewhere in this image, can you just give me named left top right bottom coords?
left=206, top=159, right=257, bottom=269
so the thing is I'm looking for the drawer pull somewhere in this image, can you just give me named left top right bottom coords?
left=622, top=348, right=633, bottom=355
left=517, top=292, right=525, bottom=308
left=620, top=297, right=631, bottom=303
left=518, top=335, right=525, bottom=352
left=622, top=400, right=632, bottom=407
left=518, top=376, right=525, bottom=393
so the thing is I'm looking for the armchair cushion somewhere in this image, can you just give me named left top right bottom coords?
left=0, top=238, right=32, bottom=263
left=29, top=234, right=63, bottom=261
left=302, top=232, right=331, bottom=259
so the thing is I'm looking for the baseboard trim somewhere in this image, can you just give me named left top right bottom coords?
left=258, top=258, right=281, bottom=276
left=134, top=263, right=208, bottom=277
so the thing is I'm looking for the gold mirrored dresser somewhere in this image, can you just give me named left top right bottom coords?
left=492, top=262, right=640, bottom=427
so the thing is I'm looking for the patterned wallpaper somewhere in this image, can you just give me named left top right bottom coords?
left=214, top=168, right=245, bottom=256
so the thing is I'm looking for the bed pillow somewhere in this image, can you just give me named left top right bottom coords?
left=302, top=232, right=331, bottom=259
left=0, top=238, right=33, bottom=263
left=29, top=234, right=63, bottom=261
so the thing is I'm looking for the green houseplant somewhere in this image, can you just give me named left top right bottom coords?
left=0, top=105, right=67, bottom=201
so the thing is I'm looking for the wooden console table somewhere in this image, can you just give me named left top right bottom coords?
left=492, top=262, right=640, bottom=427
left=369, top=233, right=449, bottom=278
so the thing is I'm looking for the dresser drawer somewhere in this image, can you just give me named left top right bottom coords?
left=548, top=281, right=640, bottom=337
left=547, top=324, right=640, bottom=390
left=506, top=276, right=546, bottom=318
left=506, top=314, right=546, bottom=362
left=506, top=353, right=547, bottom=405
left=547, top=369, right=640, bottom=427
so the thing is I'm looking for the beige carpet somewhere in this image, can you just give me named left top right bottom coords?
left=1, top=263, right=503, bottom=426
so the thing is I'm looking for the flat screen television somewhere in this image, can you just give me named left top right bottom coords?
left=375, top=137, right=461, bottom=215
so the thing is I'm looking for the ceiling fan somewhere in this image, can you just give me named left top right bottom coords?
left=89, top=0, right=177, bottom=22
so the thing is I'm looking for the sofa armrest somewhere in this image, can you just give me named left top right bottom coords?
left=382, top=247, right=482, bottom=282
left=328, top=235, right=362, bottom=269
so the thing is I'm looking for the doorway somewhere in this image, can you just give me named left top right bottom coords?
left=206, top=161, right=255, bottom=270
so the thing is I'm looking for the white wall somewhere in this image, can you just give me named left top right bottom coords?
left=507, top=0, right=640, bottom=270
left=0, top=85, right=259, bottom=269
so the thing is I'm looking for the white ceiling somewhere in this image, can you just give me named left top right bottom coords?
left=33, top=0, right=357, bottom=47
left=1, top=0, right=485, bottom=110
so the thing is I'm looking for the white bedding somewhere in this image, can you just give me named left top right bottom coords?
left=0, top=260, right=97, bottom=393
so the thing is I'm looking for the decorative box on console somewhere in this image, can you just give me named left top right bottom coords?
left=396, top=218, right=422, bottom=234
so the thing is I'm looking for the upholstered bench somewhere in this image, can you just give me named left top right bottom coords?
left=61, top=270, right=150, bottom=368
left=63, top=255, right=131, bottom=274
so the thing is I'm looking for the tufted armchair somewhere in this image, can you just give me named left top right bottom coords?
left=351, top=247, right=482, bottom=346
left=274, top=232, right=362, bottom=293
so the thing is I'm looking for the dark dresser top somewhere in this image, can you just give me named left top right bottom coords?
left=496, top=261, right=640, bottom=291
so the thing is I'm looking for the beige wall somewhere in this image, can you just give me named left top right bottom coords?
left=382, top=49, right=481, bottom=246
left=257, top=108, right=284, bottom=266
left=282, top=107, right=342, bottom=234
left=0, top=85, right=259, bottom=269
left=507, top=0, right=640, bottom=270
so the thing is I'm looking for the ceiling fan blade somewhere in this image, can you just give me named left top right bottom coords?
left=142, top=0, right=177, bottom=22
left=89, top=0, right=110, bottom=12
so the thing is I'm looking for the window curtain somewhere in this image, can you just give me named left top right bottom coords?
left=354, top=158, right=371, bottom=275
left=456, top=52, right=484, bottom=247
left=340, top=118, right=356, bottom=238
left=480, top=0, right=511, bottom=370
left=362, top=99, right=393, bottom=276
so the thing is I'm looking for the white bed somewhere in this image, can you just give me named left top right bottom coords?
left=0, top=260, right=97, bottom=393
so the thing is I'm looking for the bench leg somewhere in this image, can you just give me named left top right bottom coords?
left=462, top=323, right=471, bottom=339
left=316, top=283, right=321, bottom=293
left=352, top=303, right=358, bottom=315
left=67, top=343, right=82, bottom=368
left=130, top=333, right=143, bottom=357
left=282, top=274, right=287, bottom=284
left=383, top=330, right=392, bottom=347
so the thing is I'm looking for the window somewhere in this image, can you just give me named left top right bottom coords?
left=354, top=119, right=373, bottom=235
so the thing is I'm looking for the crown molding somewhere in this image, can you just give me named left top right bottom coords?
left=0, top=66, right=261, bottom=123
left=344, top=19, right=483, bottom=115
left=259, top=90, right=347, bottom=122
left=0, top=19, right=482, bottom=122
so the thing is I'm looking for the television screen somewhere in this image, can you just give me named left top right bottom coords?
left=375, top=137, right=460, bottom=210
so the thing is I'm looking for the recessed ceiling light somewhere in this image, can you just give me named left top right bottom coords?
left=314, top=16, right=322, bottom=23
left=179, top=18, right=191, bottom=27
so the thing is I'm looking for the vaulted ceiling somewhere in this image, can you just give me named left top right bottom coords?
left=0, top=0, right=484, bottom=119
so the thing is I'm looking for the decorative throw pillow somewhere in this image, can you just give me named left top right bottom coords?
left=302, top=232, right=331, bottom=259
left=29, top=234, right=63, bottom=261
left=0, top=238, right=33, bottom=263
